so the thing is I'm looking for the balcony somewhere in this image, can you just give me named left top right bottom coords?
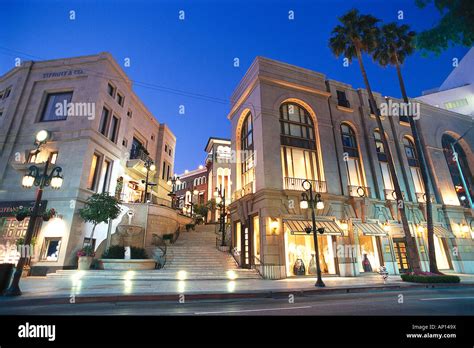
left=348, top=185, right=371, bottom=198
left=283, top=177, right=327, bottom=192
left=126, top=148, right=153, bottom=178
left=384, top=188, right=406, bottom=201
left=232, top=182, right=254, bottom=201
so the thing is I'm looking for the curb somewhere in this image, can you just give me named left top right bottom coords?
left=1, top=282, right=473, bottom=307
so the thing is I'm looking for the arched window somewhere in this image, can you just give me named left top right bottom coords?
left=240, top=112, right=254, bottom=191
left=341, top=124, right=365, bottom=196
left=442, top=134, right=474, bottom=207
left=280, top=102, right=321, bottom=190
left=403, top=136, right=424, bottom=201
left=374, top=130, right=394, bottom=198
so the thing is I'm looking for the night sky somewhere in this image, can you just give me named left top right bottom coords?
left=1, top=0, right=469, bottom=173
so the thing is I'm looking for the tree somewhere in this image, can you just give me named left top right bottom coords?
left=329, top=9, right=422, bottom=272
left=416, top=0, right=474, bottom=54
left=372, top=23, right=440, bottom=273
left=193, top=203, right=209, bottom=222
left=79, top=193, right=121, bottom=250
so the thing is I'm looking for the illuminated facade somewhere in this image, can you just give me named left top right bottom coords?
left=228, top=57, right=474, bottom=279
left=0, top=53, right=176, bottom=274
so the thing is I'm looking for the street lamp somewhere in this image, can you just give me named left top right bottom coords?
left=299, top=179, right=325, bottom=288
left=5, top=130, right=64, bottom=296
left=167, top=174, right=181, bottom=209
left=215, top=184, right=226, bottom=246
left=142, top=158, right=155, bottom=203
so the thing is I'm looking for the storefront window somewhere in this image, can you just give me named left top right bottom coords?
left=253, top=216, right=260, bottom=264
left=285, top=231, right=336, bottom=276
left=40, top=237, right=61, bottom=261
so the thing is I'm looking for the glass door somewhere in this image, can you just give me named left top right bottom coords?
left=393, top=238, right=410, bottom=272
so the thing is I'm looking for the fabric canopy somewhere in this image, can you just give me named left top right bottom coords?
left=353, top=222, right=387, bottom=236
left=284, top=219, right=344, bottom=236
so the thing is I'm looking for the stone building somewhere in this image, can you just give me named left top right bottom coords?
left=228, top=57, right=474, bottom=279
left=175, top=166, right=208, bottom=215
left=0, top=53, right=176, bottom=274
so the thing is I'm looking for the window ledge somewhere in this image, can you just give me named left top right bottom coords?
left=336, top=105, right=354, bottom=113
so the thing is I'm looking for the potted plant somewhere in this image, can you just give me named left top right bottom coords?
left=14, top=207, right=31, bottom=221
left=42, top=208, right=56, bottom=221
left=79, top=193, right=121, bottom=270
left=77, top=245, right=95, bottom=270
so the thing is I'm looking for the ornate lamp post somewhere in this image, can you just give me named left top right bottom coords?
left=167, top=174, right=181, bottom=209
left=300, top=179, right=325, bottom=288
left=5, top=130, right=64, bottom=296
left=215, top=184, right=226, bottom=246
left=142, top=158, right=156, bottom=203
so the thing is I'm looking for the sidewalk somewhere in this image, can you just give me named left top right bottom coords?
left=1, top=272, right=473, bottom=305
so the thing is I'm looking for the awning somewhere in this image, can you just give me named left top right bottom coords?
left=419, top=223, right=454, bottom=238
left=284, top=219, right=344, bottom=236
left=353, top=222, right=387, bottom=236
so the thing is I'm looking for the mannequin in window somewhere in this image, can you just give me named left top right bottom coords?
left=362, top=253, right=373, bottom=272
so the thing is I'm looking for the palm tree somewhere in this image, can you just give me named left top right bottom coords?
left=372, top=22, right=439, bottom=273
left=329, top=9, right=422, bottom=272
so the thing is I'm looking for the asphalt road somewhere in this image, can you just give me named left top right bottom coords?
left=0, top=287, right=473, bottom=316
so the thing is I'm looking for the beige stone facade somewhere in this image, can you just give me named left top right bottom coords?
left=228, top=57, right=474, bottom=279
left=0, top=53, right=176, bottom=274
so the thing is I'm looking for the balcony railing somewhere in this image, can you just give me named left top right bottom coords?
left=348, top=185, right=371, bottom=198
left=283, top=177, right=327, bottom=192
left=130, top=147, right=152, bottom=162
left=232, top=182, right=254, bottom=201
left=384, top=188, right=406, bottom=201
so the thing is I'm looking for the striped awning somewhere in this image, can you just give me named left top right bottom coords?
left=353, top=222, right=387, bottom=236
left=420, top=223, right=454, bottom=239
left=284, top=219, right=344, bottom=236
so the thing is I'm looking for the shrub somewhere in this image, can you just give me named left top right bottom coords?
left=400, top=272, right=461, bottom=283
left=102, top=245, right=125, bottom=259
left=77, top=245, right=95, bottom=257
left=101, top=245, right=148, bottom=259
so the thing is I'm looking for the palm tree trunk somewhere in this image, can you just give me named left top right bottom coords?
left=355, top=46, right=421, bottom=273
left=395, top=59, right=439, bottom=274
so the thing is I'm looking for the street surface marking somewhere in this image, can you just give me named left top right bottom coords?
left=419, top=297, right=474, bottom=301
left=194, top=305, right=312, bottom=315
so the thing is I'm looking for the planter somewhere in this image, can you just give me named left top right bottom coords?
left=99, top=259, right=156, bottom=270
left=78, top=256, right=94, bottom=270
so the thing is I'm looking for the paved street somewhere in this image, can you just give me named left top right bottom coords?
left=0, top=287, right=473, bottom=316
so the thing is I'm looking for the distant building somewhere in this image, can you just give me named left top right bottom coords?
left=417, top=48, right=474, bottom=117
left=174, top=166, right=208, bottom=215
left=205, top=137, right=232, bottom=222
left=0, top=53, right=176, bottom=273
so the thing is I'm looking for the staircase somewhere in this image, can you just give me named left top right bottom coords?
left=47, top=224, right=261, bottom=280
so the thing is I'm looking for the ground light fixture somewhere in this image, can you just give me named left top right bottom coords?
left=300, top=179, right=325, bottom=287
left=6, top=130, right=64, bottom=296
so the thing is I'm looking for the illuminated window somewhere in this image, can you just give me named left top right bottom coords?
left=442, top=134, right=474, bottom=207
left=374, top=130, right=394, bottom=195
left=49, top=152, right=58, bottom=164
left=241, top=112, right=254, bottom=189
left=341, top=124, right=364, bottom=190
left=87, top=153, right=101, bottom=191
left=280, top=103, right=320, bottom=188
left=444, top=98, right=468, bottom=110
left=403, top=137, right=424, bottom=198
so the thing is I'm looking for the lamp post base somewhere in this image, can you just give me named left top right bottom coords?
left=4, top=285, right=22, bottom=297
left=315, top=278, right=326, bottom=288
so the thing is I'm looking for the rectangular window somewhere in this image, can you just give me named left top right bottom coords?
left=444, top=98, right=468, bottom=110
left=165, top=144, right=168, bottom=153
left=380, top=162, right=394, bottom=191
left=40, top=237, right=62, bottom=261
left=0, top=109, right=3, bottom=117
left=337, top=90, right=350, bottom=108
left=4, top=87, right=11, bottom=99
left=107, top=83, right=116, bottom=97
left=83, top=237, right=96, bottom=250
left=346, top=158, right=362, bottom=187
left=40, top=92, right=72, bottom=121
left=410, top=167, right=424, bottom=194
left=169, top=147, right=172, bottom=156
left=166, top=164, right=170, bottom=180
left=127, top=109, right=133, bottom=118
left=162, top=161, right=166, bottom=180
left=87, top=153, right=101, bottom=191
left=49, top=152, right=58, bottom=164
left=117, top=93, right=124, bottom=106
left=99, top=159, right=112, bottom=193
left=109, top=115, right=119, bottom=143
left=99, top=107, right=110, bottom=135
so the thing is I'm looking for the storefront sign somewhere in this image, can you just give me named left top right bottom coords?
left=42, top=70, right=84, bottom=79
left=0, top=201, right=48, bottom=217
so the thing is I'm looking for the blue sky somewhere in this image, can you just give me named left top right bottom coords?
left=0, top=0, right=470, bottom=173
